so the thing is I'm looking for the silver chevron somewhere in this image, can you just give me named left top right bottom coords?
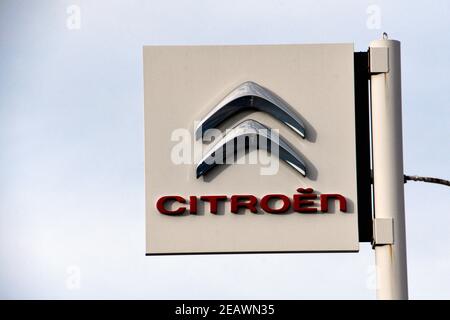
left=195, top=81, right=306, bottom=140
left=196, top=119, right=307, bottom=178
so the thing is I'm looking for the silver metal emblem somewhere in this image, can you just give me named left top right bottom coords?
left=196, top=119, right=306, bottom=178
left=195, top=81, right=306, bottom=140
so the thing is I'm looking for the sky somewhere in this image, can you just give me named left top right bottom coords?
left=0, top=0, right=449, bottom=299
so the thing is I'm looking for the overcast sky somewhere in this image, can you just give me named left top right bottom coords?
left=0, top=0, right=449, bottom=299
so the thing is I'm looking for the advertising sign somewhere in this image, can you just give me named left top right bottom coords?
left=144, top=44, right=360, bottom=254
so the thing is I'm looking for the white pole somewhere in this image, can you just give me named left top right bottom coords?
left=370, top=38, right=408, bottom=300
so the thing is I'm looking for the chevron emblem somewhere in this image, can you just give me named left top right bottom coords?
left=196, top=81, right=307, bottom=178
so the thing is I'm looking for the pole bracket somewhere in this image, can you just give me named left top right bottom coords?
left=372, top=218, right=394, bottom=247
left=369, top=47, right=389, bottom=74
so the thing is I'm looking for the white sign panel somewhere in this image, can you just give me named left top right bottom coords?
left=144, top=44, right=359, bottom=254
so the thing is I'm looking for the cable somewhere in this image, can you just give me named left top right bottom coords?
left=404, top=175, right=450, bottom=187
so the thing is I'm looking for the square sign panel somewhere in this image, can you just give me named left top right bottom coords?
left=144, top=44, right=359, bottom=254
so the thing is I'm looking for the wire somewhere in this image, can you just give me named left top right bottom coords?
left=404, top=175, right=450, bottom=187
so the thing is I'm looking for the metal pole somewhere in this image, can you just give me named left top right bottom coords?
left=370, top=38, right=408, bottom=300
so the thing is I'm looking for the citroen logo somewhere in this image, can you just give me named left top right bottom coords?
left=196, top=82, right=307, bottom=178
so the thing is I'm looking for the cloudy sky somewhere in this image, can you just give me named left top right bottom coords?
left=0, top=0, right=449, bottom=299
